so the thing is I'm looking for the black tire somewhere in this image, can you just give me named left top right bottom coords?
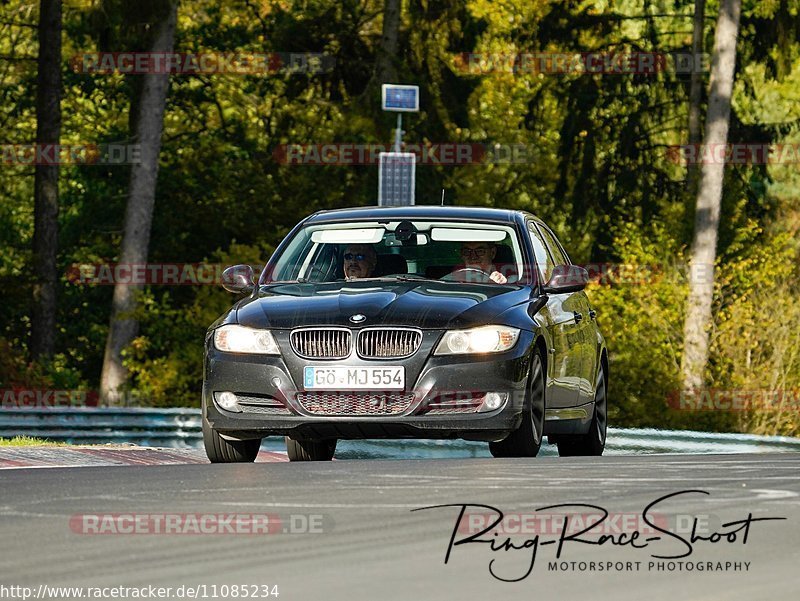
left=286, top=437, right=337, bottom=461
left=557, top=365, right=607, bottom=457
left=203, top=417, right=261, bottom=463
left=489, top=351, right=545, bottom=458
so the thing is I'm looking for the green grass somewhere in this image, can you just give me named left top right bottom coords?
left=0, top=436, right=67, bottom=447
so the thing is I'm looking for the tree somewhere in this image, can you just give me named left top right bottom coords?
left=30, top=0, right=62, bottom=360
left=681, top=0, right=742, bottom=391
left=100, top=0, right=178, bottom=404
left=374, top=0, right=400, bottom=84
left=687, top=0, right=706, bottom=194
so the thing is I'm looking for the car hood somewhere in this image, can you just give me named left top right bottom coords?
left=234, top=280, right=530, bottom=330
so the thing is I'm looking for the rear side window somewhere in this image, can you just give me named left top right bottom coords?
left=535, top=223, right=570, bottom=267
left=527, top=222, right=555, bottom=282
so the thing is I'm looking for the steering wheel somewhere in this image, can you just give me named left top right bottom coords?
left=302, top=265, right=332, bottom=282
left=441, top=267, right=493, bottom=283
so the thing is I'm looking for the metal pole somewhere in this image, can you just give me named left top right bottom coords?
left=394, top=113, right=403, bottom=152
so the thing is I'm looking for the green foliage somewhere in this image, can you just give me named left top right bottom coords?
left=710, top=226, right=800, bottom=436
left=1, top=0, right=798, bottom=435
left=588, top=221, right=689, bottom=429
left=0, top=436, right=67, bottom=447
left=591, top=218, right=800, bottom=436
left=122, top=243, right=271, bottom=406
left=0, top=336, right=88, bottom=391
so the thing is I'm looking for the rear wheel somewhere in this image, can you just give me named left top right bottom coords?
left=489, top=352, right=545, bottom=458
left=286, top=437, right=337, bottom=461
left=203, top=417, right=261, bottom=463
left=557, top=366, right=607, bottom=456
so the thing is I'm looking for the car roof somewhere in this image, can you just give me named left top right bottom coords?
left=305, top=205, right=532, bottom=224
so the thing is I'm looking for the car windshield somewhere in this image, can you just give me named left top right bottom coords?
left=263, top=219, right=526, bottom=285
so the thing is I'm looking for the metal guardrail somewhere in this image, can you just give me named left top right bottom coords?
left=0, top=407, right=201, bottom=447
left=2, top=407, right=800, bottom=454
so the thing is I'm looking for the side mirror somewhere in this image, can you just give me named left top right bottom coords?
left=221, top=264, right=255, bottom=294
left=542, top=264, right=588, bottom=294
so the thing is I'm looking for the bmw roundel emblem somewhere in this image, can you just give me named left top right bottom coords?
left=349, top=314, right=366, bottom=324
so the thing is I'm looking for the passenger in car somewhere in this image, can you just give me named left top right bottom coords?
left=455, top=242, right=508, bottom=284
left=343, top=244, right=378, bottom=279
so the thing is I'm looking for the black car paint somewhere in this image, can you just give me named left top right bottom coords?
left=204, top=206, right=606, bottom=442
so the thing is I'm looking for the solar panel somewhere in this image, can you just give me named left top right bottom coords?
left=378, top=152, right=416, bottom=206
left=381, top=84, right=420, bottom=112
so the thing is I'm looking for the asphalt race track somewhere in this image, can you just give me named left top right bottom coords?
left=1, top=453, right=798, bottom=600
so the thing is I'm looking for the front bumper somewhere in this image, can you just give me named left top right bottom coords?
left=203, top=329, right=533, bottom=442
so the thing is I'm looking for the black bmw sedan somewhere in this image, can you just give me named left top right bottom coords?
left=203, top=206, right=608, bottom=462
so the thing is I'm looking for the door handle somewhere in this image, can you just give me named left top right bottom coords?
left=588, top=309, right=597, bottom=320
left=573, top=311, right=583, bottom=323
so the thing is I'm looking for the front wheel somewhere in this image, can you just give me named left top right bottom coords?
left=489, top=351, right=545, bottom=458
left=203, top=417, right=261, bottom=463
left=557, top=366, right=607, bottom=457
left=286, top=437, right=337, bottom=461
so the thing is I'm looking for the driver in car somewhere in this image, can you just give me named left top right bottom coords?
left=454, top=242, right=508, bottom=284
left=343, top=244, right=378, bottom=279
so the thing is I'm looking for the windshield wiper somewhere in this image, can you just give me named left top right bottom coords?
left=389, top=274, right=440, bottom=282
left=288, top=275, right=440, bottom=284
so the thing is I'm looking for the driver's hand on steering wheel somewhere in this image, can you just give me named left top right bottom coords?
left=489, top=271, right=508, bottom=284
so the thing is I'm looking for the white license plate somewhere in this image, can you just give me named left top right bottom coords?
left=303, top=366, right=405, bottom=390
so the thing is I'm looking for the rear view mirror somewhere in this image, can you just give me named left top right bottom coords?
left=394, top=220, right=419, bottom=246
left=221, top=264, right=255, bottom=294
left=543, top=264, right=588, bottom=294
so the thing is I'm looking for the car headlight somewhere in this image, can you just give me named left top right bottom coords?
left=213, top=325, right=280, bottom=354
left=434, top=325, right=520, bottom=355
